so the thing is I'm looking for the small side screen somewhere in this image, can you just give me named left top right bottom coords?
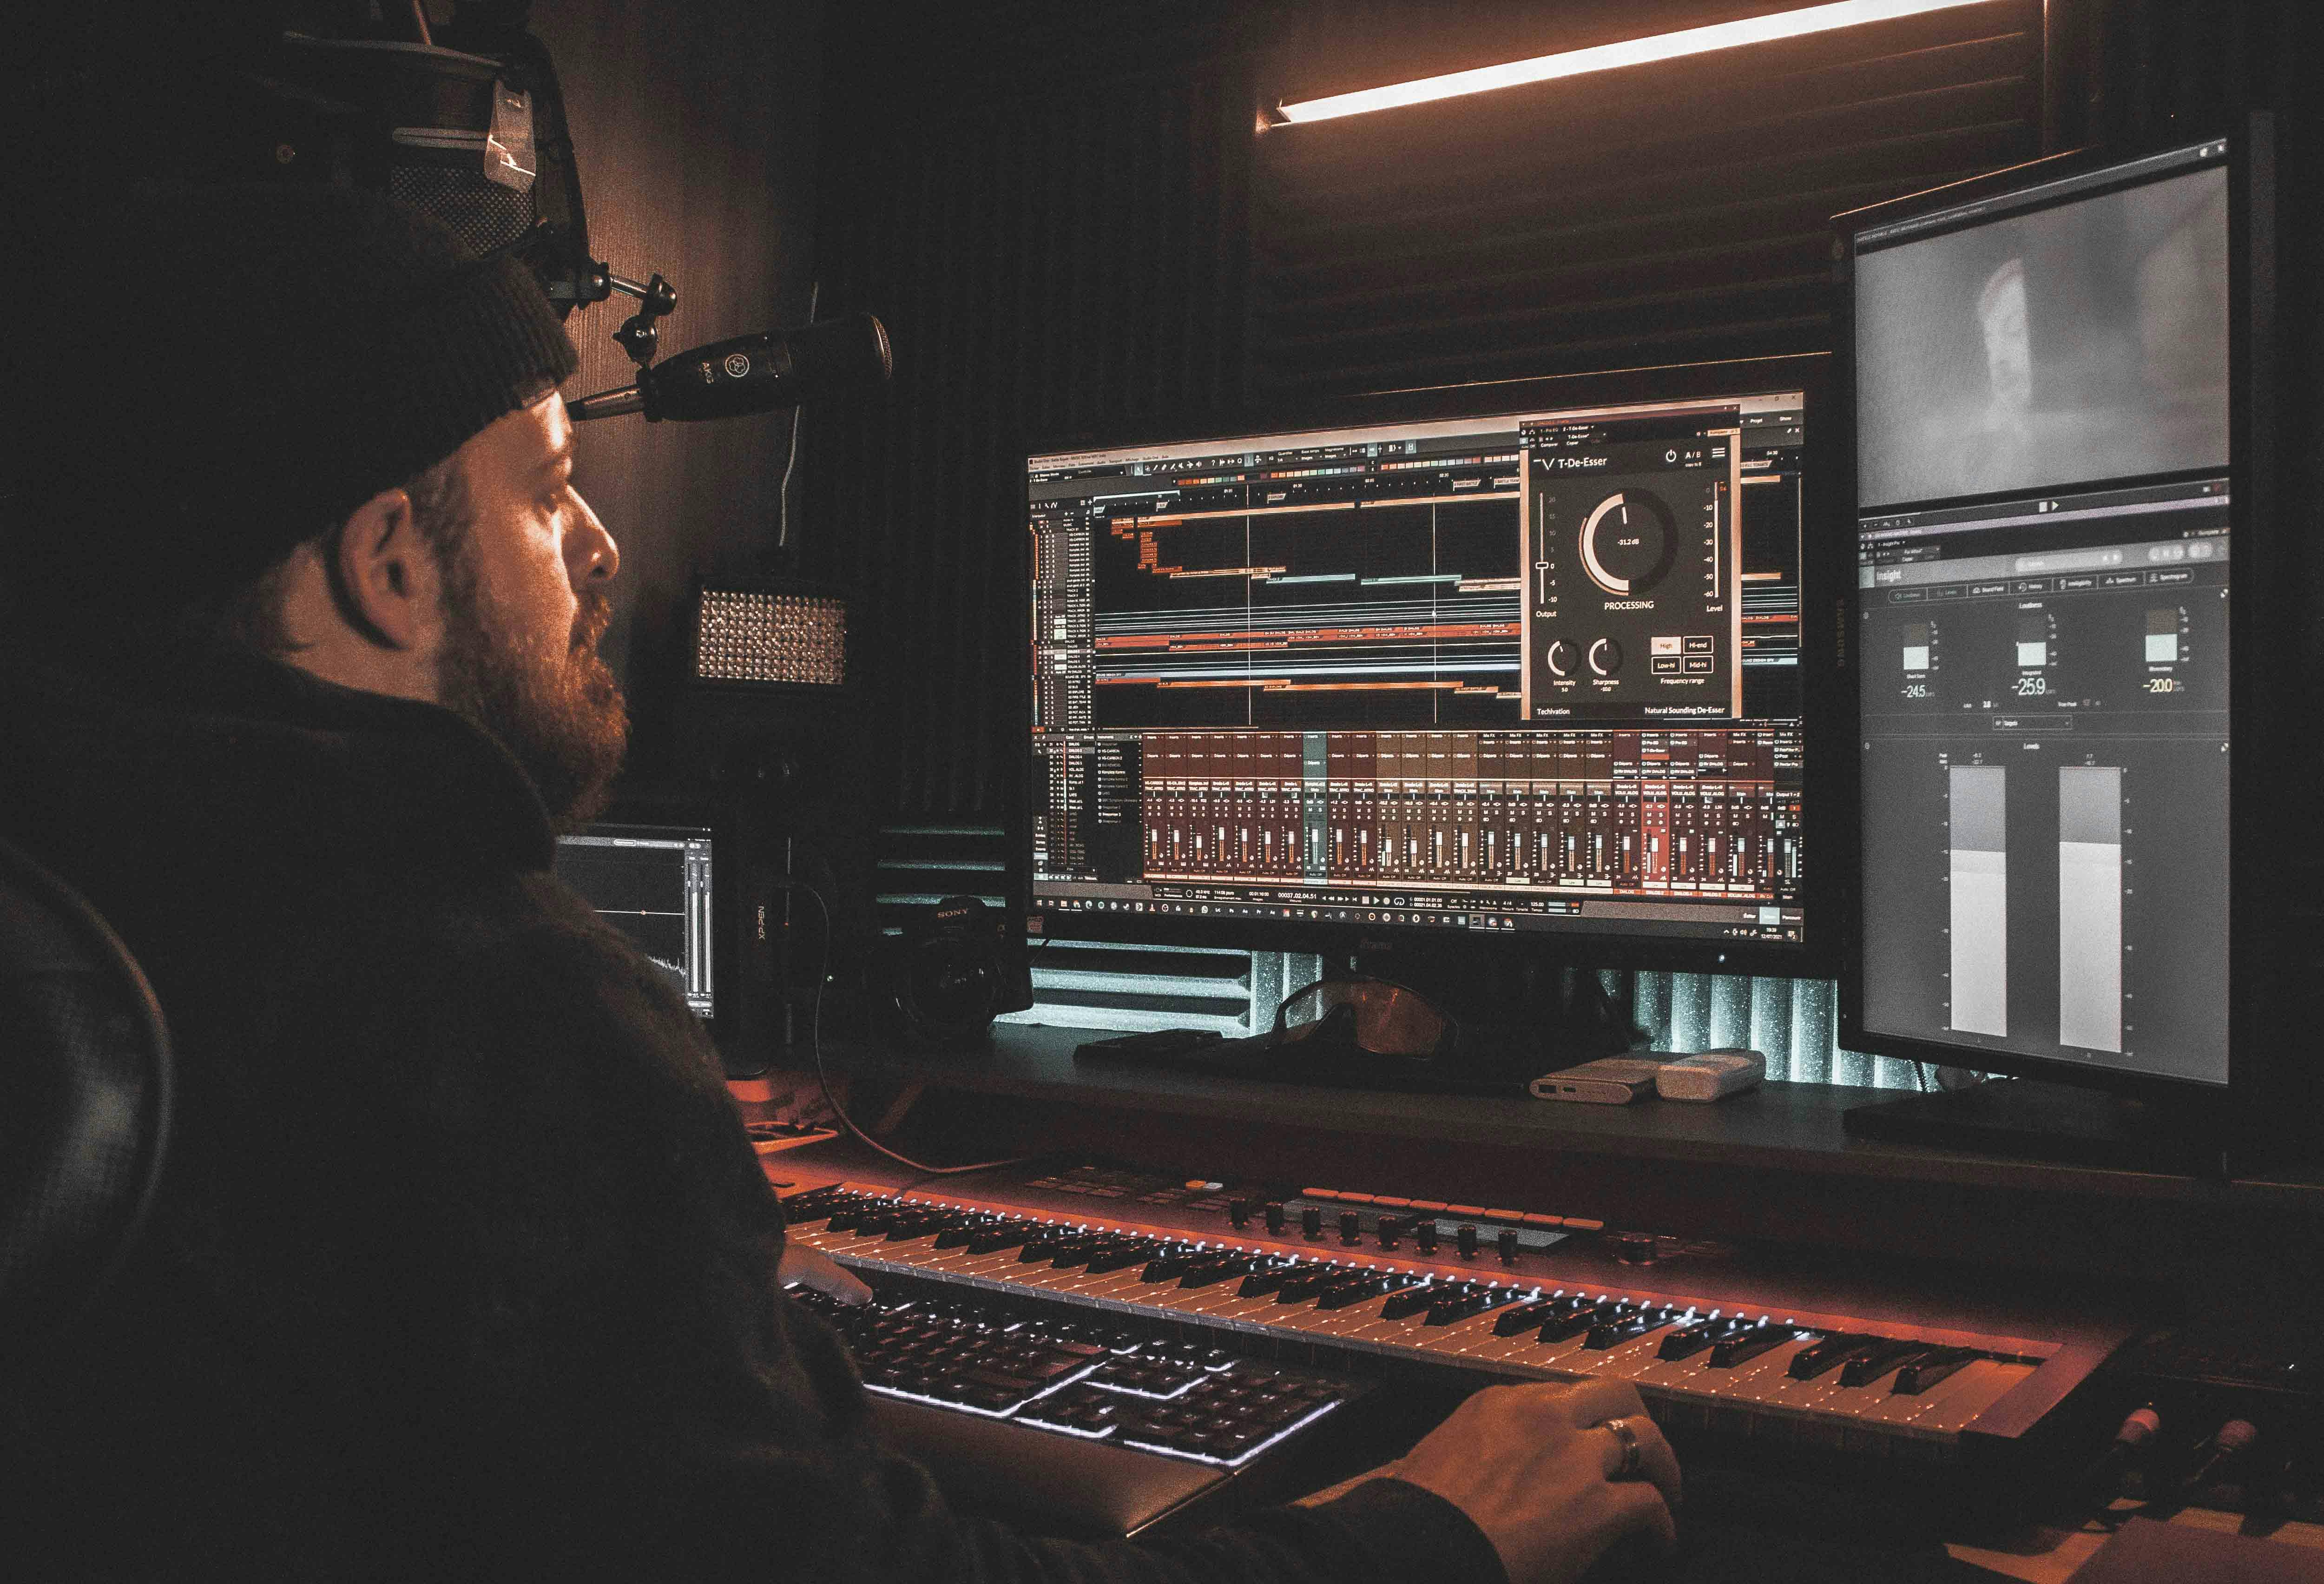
left=554, top=824, right=716, bottom=1019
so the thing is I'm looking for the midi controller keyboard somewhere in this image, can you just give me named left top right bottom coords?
left=772, top=1155, right=2138, bottom=1539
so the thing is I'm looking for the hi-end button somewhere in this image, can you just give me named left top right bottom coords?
left=1588, top=638, right=1623, bottom=677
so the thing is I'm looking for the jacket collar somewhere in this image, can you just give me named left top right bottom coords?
left=0, top=640, right=556, bottom=879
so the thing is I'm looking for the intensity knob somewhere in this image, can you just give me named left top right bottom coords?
left=1588, top=637, right=1623, bottom=677
left=1544, top=638, right=1577, bottom=678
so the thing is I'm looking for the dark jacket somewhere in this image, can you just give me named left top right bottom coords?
left=0, top=647, right=1505, bottom=1584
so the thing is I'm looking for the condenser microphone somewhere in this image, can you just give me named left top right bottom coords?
left=569, top=312, right=892, bottom=422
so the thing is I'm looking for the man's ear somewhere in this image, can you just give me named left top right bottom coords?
left=327, top=486, right=438, bottom=651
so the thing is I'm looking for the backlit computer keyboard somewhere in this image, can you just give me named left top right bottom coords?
left=789, top=1284, right=1367, bottom=1468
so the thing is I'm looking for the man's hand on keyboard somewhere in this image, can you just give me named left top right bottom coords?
left=778, top=1243, right=873, bottom=1306
left=1368, top=1379, right=1680, bottom=1584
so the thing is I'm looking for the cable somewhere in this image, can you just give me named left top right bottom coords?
left=774, top=280, right=821, bottom=553
left=780, top=878, right=1031, bottom=1178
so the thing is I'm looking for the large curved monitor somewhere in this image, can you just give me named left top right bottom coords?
left=1025, top=357, right=1831, bottom=973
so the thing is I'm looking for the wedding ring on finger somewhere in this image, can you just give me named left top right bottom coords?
left=1600, top=1415, right=1644, bottom=1481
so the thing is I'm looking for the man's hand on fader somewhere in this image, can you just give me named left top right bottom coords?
left=778, top=1243, right=873, bottom=1305
left=1308, top=1379, right=1679, bottom=1584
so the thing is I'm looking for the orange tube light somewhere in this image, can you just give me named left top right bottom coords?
left=1272, top=0, right=2003, bottom=125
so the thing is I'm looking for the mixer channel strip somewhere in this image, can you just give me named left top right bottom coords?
left=782, top=1185, right=2052, bottom=1459
left=787, top=1285, right=1366, bottom=1467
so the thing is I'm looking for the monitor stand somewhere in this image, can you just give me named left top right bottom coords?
left=1841, top=1078, right=2226, bottom=1176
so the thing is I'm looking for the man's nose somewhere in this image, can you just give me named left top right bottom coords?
left=568, top=490, right=619, bottom=585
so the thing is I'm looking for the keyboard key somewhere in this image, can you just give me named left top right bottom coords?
left=1839, top=1340, right=1936, bottom=1388
left=1660, top=1313, right=1753, bottom=1360
left=1709, top=1323, right=1798, bottom=1369
left=1894, top=1346, right=1980, bottom=1394
left=1787, top=1333, right=1877, bottom=1380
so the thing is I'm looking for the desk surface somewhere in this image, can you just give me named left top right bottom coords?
left=821, top=1023, right=2324, bottom=1213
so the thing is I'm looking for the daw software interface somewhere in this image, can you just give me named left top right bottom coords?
left=553, top=824, right=718, bottom=1019
left=1028, top=385, right=1808, bottom=946
left=1853, top=139, right=2232, bottom=1084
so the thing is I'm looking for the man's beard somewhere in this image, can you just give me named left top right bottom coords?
left=434, top=554, right=628, bottom=832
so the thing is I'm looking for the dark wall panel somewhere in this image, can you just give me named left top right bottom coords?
left=1247, top=1, right=2045, bottom=399
left=798, top=7, right=1260, bottom=820
left=530, top=0, right=825, bottom=772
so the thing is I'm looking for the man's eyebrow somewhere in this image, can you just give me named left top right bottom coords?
left=536, top=435, right=576, bottom=476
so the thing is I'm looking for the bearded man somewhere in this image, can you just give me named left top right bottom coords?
left=0, top=185, right=1676, bottom=1582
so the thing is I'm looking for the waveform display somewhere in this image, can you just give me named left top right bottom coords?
left=551, top=830, right=716, bottom=1017
left=1086, top=491, right=1522, bottom=728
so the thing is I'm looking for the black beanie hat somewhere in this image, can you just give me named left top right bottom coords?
left=9, top=181, right=579, bottom=607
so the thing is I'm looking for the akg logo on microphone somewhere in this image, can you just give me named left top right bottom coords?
left=723, top=352, right=752, bottom=379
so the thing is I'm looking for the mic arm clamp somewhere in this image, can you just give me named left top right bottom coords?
left=494, top=221, right=677, bottom=367
left=608, top=270, right=678, bottom=367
